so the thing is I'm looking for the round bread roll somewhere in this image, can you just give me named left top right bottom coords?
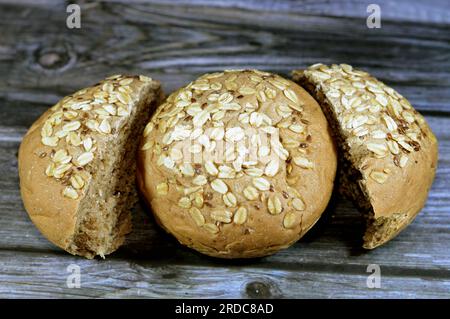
left=19, top=75, right=162, bottom=259
left=292, top=64, right=438, bottom=249
left=138, top=69, right=337, bottom=258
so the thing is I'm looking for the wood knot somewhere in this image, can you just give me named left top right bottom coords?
left=39, top=52, right=65, bottom=69
left=33, top=43, right=76, bottom=72
left=245, top=281, right=273, bottom=298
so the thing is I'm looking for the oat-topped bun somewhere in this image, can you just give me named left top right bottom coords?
left=292, top=64, right=438, bottom=249
left=19, top=75, right=163, bottom=258
left=138, top=69, right=337, bottom=258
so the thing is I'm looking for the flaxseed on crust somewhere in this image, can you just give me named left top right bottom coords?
left=138, top=69, right=337, bottom=258
left=292, top=64, right=438, bottom=249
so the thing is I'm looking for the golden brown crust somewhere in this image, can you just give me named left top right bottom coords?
left=292, top=64, right=438, bottom=249
left=138, top=70, right=337, bottom=258
left=360, top=136, right=437, bottom=248
left=19, top=75, right=161, bottom=257
left=19, top=108, right=80, bottom=250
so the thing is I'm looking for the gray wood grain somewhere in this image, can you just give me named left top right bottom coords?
left=1, top=1, right=449, bottom=113
left=1, top=251, right=449, bottom=299
left=0, top=0, right=449, bottom=299
left=5, top=0, right=449, bottom=24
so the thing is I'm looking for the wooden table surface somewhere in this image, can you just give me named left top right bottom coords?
left=1, top=0, right=449, bottom=298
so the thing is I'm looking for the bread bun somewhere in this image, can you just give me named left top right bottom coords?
left=292, top=64, right=438, bottom=249
left=19, top=75, right=162, bottom=258
left=137, top=69, right=337, bottom=258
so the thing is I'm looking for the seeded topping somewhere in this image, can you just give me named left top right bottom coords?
left=63, top=186, right=79, bottom=200
left=39, top=75, right=153, bottom=200
left=268, top=196, right=283, bottom=215
left=211, top=209, right=232, bottom=223
left=156, top=183, right=169, bottom=195
left=76, top=152, right=94, bottom=167
left=70, top=174, right=85, bottom=189
left=370, top=171, right=388, bottom=184
left=178, top=196, right=192, bottom=208
left=223, top=192, right=237, bottom=207
left=42, top=136, right=59, bottom=147
left=144, top=70, right=314, bottom=231
left=292, top=197, right=306, bottom=211
left=252, top=177, right=271, bottom=191
left=211, top=178, right=228, bottom=194
left=233, top=207, right=248, bottom=225
left=283, top=211, right=298, bottom=229
left=292, top=156, right=314, bottom=169
left=243, top=185, right=259, bottom=201
left=203, top=223, right=219, bottom=234
left=293, top=64, right=427, bottom=182
left=189, top=207, right=205, bottom=226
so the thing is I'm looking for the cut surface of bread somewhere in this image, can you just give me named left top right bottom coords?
left=292, top=64, right=438, bottom=249
left=19, top=75, right=162, bottom=258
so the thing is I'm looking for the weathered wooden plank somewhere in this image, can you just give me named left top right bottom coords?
left=4, top=0, right=450, bottom=24
left=0, top=250, right=449, bottom=299
left=0, top=2, right=449, bottom=112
